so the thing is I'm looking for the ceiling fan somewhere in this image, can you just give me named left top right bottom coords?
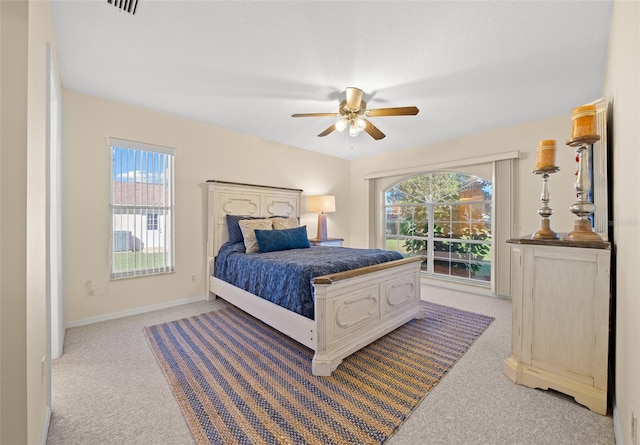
left=291, top=87, right=419, bottom=140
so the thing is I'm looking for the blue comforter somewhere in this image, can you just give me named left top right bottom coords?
left=214, top=242, right=403, bottom=319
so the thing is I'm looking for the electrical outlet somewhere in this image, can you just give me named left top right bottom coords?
left=632, top=411, right=638, bottom=445
left=85, top=280, right=94, bottom=297
left=191, top=274, right=197, bottom=283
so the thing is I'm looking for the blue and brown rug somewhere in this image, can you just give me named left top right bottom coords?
left=144, top=301, right=493, bottom=445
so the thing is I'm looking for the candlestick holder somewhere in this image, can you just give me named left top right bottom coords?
left=532, top=166, right=560, bottom=240
left=565, top=135, right=602, bottom=241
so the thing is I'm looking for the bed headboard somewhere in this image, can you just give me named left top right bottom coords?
left=206, top=180, right=303, bottom=259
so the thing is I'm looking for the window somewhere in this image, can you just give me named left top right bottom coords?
left=110, top=138, right=175, bottom=278
left=384, top=172, right=492, bottom=284
left=147, top=213, right=159, bottom=231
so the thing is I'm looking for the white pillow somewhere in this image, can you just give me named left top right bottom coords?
left=238, top=219, right=273, bottom=253
left=272, top=217, right=299, bottom=230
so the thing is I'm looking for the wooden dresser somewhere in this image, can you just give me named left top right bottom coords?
left=504, top=236, right=611, bottom=415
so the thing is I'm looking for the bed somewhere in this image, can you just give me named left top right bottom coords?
left=206, top=180, right=424, bottom=376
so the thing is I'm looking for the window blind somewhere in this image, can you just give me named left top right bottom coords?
left=109, top=138, right=175, bottom=279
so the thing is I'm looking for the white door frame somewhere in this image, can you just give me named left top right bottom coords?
left=46, top=44, right=64, bottom=363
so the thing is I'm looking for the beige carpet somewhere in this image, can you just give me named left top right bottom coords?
left=47, top=285, right=615, bottom=445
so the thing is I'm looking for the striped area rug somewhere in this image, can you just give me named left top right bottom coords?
left=145, top=301, right=493, bottom=445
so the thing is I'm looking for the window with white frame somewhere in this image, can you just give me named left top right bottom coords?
left=109, top=138, right=175, bottom=279
left=147, top=213, right=159, bottom=231
left=384, top=171, right=492, bottom=285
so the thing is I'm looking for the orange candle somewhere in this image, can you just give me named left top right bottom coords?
left=571, top=104, right=597, bottom=139
left=536, top=139, right=557, bottom=170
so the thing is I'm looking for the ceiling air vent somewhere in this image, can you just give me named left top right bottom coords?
left=107, top=0, right=139, bottom=15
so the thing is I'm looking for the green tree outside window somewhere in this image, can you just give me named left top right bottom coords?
left=385, top=172, right=492, bottom=283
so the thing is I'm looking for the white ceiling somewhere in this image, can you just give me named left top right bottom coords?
left=50, top=1, right=613, bottom=160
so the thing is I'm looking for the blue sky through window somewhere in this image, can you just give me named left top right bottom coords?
left=112, top=146, right=167, bottom=184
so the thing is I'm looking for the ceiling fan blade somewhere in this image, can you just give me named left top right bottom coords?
left=346, top=87, right=363, bottom=111
left=291, top=112, right=341, bottom=118
left=318, top=124, right=337, bottom=137
left=364, top=120, right=386, bottom=140
left=367, top=106, right=419, bottom=117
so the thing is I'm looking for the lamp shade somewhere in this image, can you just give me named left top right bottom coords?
left=308, top=195, right=336, bottom=213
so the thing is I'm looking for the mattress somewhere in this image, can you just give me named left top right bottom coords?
left=214, top=242, right=403, bottom=319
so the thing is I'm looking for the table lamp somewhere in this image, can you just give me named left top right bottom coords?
left=309, top=195, right=335, bottom=240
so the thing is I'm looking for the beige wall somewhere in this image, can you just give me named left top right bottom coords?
left=0, top=1, right=29, bottom=443
left=1, top=0, right=57, bottom=442
left=63, top=91, right=351, bottom=324
left=27, top=0, right=58, bottom=441
left=349, top=113, right=583, bottom=249
left=604, top=1, right=640, bottom=443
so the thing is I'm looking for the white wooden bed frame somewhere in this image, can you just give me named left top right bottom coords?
left=206, top=180, right=424, bottom=376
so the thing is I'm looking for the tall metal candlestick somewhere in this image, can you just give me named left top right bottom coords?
left=532, top=166, right=560, bottom=240
left=565, top=135, right=602, bottom=241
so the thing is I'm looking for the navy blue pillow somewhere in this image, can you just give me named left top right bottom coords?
left=226, top=215, right=263, bottom=244
left=254, top=226, right=310, bottom=253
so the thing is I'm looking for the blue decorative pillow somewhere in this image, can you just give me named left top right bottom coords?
left=254, top=226, right=311, bottom=253
left=226, top=215, right=263, bottom=244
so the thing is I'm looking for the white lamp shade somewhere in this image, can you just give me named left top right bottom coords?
left=308, top=195, right=336, bottom=213
left=335, top=118, right=348, bottom=132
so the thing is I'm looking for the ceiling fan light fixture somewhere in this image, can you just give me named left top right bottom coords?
left=335, top=118, right=348, bottom=132
left=291, top=86, right=418, bottom=141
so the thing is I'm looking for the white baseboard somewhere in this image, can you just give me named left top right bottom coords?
left=421, top=276, right=506, bottom=299
left=66, top=294, right=207, bottom=328
left=40, top=405, right=51, bottom=445
left=613, top=398, right=624, bottom=445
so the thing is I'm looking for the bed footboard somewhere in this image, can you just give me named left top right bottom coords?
left=311, top=256, right=424, bottom=376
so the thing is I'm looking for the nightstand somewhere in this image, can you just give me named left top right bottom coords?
left=308, top=237, right=343, bottom=247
